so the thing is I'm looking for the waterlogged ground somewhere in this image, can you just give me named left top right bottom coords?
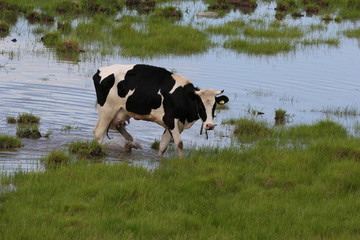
left=0, top=1, right=359, bottom=173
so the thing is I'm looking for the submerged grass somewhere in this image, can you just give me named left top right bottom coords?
left=1, top=120, right=360, bottom=239
left=320, top=105, right=359, bottom=117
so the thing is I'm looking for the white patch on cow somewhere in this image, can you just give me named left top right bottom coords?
left=170, top=73, right=190, bottom=94
left=98, top=64, right=135, bottom=83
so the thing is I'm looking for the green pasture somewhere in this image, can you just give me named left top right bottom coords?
left=1, top=120, right=360, bottom=239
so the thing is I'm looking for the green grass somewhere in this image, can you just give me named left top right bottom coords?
left=16, top=113, right=40, bottom=124
left=41, top=149, right=72, bottom=170
left=205, top=20, right=246, bottom=35
left=344, top=28, right=360, bottom=38
left=16, top=125, right=42, bottom=139
left=1, top=120, right=360, bottom=239
left=6, top=116, right=16, bottom=124
left=0, top=135, right=23, bottom=149
left=1, top=0, right=360, bottom=59
left=151, top=139, right=160, bottom=150
left=68, top=140, right=106, bottom=158
left=302, top=38, right=340, bottom=46
left=224, top=38, right=294, bottom=55
left=0, top=20, right=10, bottom=33
left=223, top=117, right=273, bottom=142
left=110, top=16, right=212, bottom=57
left=320, top=105, right=359, bottom=117
left=244, top=25, right=304, bottom=38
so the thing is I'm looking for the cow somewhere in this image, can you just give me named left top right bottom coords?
left=93, top=64, right=229, bottom=158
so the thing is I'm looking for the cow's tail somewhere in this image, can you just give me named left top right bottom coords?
left=106, top=123, right=112, bottom=140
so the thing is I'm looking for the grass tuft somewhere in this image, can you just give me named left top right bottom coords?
left=6, top=116, right=16, bottom=124
left=16, top=113, right=40, bottom=124
left=224, top=38, right=294, bottom=55
left=69, top=140, right=106, bottom=158
left=223, top=118, right=273, bottom=142
left=41, top=149, right=72, bottom=169
left=344, top=28, right=360, bottom=38
left=16, top=125, right=42, bottom=139
left=0, top=135, right=23, bottom=149
left=151, top=139, right=160, bottom=150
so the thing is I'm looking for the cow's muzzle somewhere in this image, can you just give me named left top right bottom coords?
left=204, top=123, right=216, bottom=130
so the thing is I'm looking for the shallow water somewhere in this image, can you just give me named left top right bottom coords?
left=0, top=2, right=359, bottom=173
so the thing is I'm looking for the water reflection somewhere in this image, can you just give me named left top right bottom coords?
left=1, top=3, right=360, bottom=174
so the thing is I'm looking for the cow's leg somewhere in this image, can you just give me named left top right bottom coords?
left=158, top=129, right=172, bottom=157
left=93, top=106, right=117, bottom=144
left=169, top=119, right=184, bottom=158
left=115, top=123, right=133, bottom=142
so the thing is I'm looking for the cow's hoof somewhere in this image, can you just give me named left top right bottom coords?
left=124, top=140, right=142, bottom=152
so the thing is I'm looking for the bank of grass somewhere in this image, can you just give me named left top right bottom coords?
left=1, top=120, right=360, bottom=239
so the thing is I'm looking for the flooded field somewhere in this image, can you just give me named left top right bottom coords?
left=0, top=1, right=359, bottom=173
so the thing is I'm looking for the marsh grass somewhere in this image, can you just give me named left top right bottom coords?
left=41, top=149, right=72, bottom=169
left=16, top=125, right=42, bottom=139
left=1, top=120, right=360, bottom=239
left=68, top=140, right=106, bottom=158
left=110, top=17, right=212, bottom=57
left=0, top=135, right=23, bottom=149
left=302, top=38, right=340, bottom=46
left=275, top=108, right=289, bottom=125
left=205, top=20, right=246, bottom=35
left=0, top=21, right=10, bottom=33
left=223, top=117, right=273, bottom=142
left=344, top=28, right=360, bottom=38
left=16, top=113, right=40, bottom=124
left=320, top=105, right=359, bottom=117
left=151, top=139, right=160, bottom=150
left=6, top=116, right=16, bottom=124
left=244, top=25, right=304, bottom=38
left=224, top=38, right=294, bottom=55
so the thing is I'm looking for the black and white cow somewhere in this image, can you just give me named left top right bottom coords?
left=93, top=64, right=229, bottom=158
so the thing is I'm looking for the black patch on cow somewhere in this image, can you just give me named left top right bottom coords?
left=162, top=83, right=201, bottom=129
left=213, top=95, right=229, bottom=118
left=117, top=64, right=176, bottom=115
left=216, top=95, right=229, bottom=105
left=93, top=70, right=115, bottom=106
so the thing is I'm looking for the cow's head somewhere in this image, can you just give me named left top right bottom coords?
left=194, top=89, right=229, bottom=130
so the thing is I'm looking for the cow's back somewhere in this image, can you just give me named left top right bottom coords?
left=118, top=64, right=177, bottom=115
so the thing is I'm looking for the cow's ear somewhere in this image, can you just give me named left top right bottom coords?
left=216, top=95, right=229, bottom=105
